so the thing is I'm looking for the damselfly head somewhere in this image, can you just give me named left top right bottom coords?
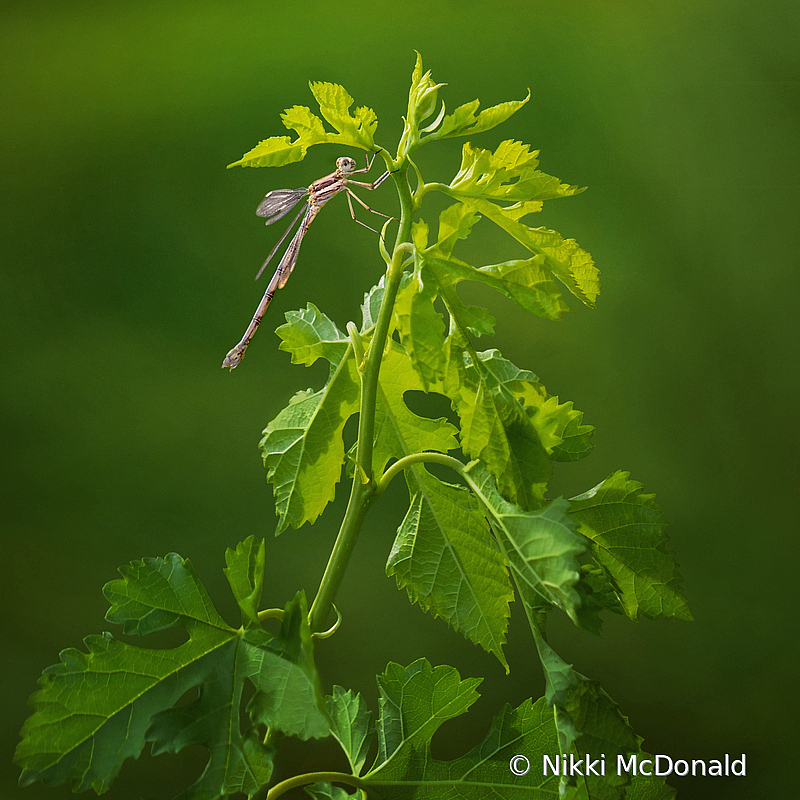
left=336, top=156, right=358, bottom=174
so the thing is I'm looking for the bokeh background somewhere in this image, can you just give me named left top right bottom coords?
left=2, top=1, right=798, bottom=798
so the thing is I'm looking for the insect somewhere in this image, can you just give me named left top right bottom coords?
left=222, top=153, right=392, bottom=369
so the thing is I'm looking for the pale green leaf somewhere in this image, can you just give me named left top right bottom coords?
left=309, top=81, right=377, bottom=150
left=431, top=91, right=530, bottom=140
left=277, top=303, right=351, bottom=367
left=281, top=105, right=328, bottom=140
left=227, top=136, right=307, bottom=169
left=448, top=140, right=584, bottom=202
left=465, top=461, right=585, bottom=623
left=569, top=472, right=692, bottom=621
left=460, top=196, right=600, bottom=307
left=386, top=467, right=512, bottom=671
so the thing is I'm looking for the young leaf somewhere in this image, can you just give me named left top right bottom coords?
left=227, top=136, right=307, bottom=169
left=229, top=82, right=378, bottom=168
left=309, top=81, right=378, bottom=150
left=387, top=466, right=513, bottom=671
left=260, top=306, right=361, bottom=533
left=429, top=92, right=531, bottom=140
left=465, top=461, right=585, bottom=624
left=569, top=472, right=692, bottom=621
left=224, top=535, right=266, bottom=629
left=448, top=140, right=584, bottom=202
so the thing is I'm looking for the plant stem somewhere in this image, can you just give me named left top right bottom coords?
left=308, top=164, right=415, bottom=632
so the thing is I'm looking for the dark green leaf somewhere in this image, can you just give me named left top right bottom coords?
left=17, top=553, right=267, bottom=797
left=363, top=658, right=561, bottom=798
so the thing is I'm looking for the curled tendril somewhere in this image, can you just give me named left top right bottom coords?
left=312, top=604, right=342, bottom=640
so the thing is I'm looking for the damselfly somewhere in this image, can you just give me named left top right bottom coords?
left=222, top=153, right=392, bottom=369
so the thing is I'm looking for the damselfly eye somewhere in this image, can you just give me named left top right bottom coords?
left=337, top=157, right=356, bottom=173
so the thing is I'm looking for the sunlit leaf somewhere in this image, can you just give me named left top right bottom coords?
left=448, top=140, right=583, bottom=202
left=431, top=91, right=530, bottom=140
left=309, top=81, right=377, bottom=150
left=227, top=136, right=307, bottom=169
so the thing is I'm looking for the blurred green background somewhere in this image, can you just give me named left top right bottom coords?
left=2, top=1, right=798, bottom=798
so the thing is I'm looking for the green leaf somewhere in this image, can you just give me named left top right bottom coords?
left=224, top=535, right=265, bottom=629
left=327, top=687, right=375, bottom=776
left=261, top=306, right=361, bottom=533
left=461, top=196, right=600, bottom=307
left=535, top=634, right=640, bottom=800
left=229, top=82, right=378, bottom=168
left=309, top=81, right=377, bottom=150
left=569, top=472, right=692, bottom=622
left=306, top=784, right=366, bottom=800
left=16, top=548, right=331, bottom=798
left=371, top=660, right=482, bottom=774
left=424, top=203, right=569, bottom=322
left=465, top=461, right=585, bottom=624
left=431, top=92, right=531, bottom=140
left=370, top=344, right=459, bottom=480
left=278, top=303, right=351, bottom=367
left=448, top=140, right=584, bottom=203
left=392, top=273, right=447, bottom=392
left=445, top=347, right=553, bottom=509
left=227, top=135, right=307, bottom=169
left=404, top=52, right=446, bottom=137
left=362, top=658, right=561, bottom=798
left=387, top=466, right=513, bottom=671
left=246, top=591, right=330, bottom=740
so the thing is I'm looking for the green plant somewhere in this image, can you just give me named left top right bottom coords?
left=15, top=54, right=690, bottom=800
